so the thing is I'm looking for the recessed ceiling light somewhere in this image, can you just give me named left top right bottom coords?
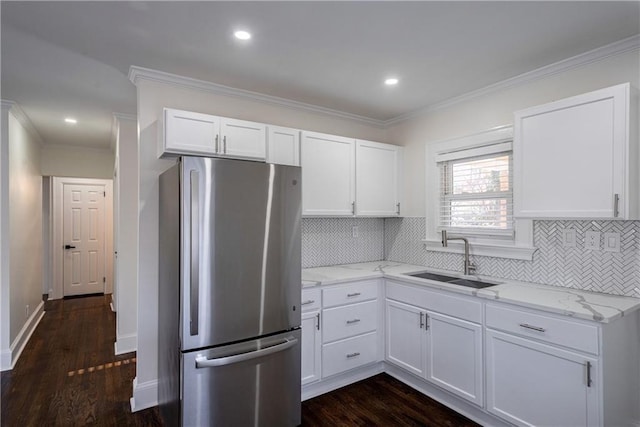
left=385, top=78, right=399, bottom=86
left=234, top=30, right=252, bottom=40
left=64, top=118, right=77, bottom=124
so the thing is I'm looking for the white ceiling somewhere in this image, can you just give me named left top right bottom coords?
left=2, top=1, right=639, bottom=150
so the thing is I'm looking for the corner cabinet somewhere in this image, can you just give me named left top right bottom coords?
left=160, top=108, right=266, bottom=161
left=301, top=131, right=402, bottom=217
left=514, top=83, right=638, bottom=219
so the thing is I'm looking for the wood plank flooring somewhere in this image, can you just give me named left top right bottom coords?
left=1, top=295, right=161, bottom=426
left=302, top=373, right=479, bottom=427
left=2, top=295, right=479, bottom=426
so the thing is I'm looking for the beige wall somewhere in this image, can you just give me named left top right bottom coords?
left=8, top=112, right=43, bottom=345
left=132, top=78, right=387, bottom=409
left=388, top=49, right=640, bottom=216
left=41, top=144, right=115, bottom=179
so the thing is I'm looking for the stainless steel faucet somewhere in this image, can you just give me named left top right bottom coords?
left=441, top=230, right=476, bottom=276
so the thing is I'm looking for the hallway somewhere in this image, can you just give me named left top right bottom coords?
left=1, top=295, right=161, bottom=426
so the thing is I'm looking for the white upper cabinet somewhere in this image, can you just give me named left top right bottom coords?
left=514, top=83, right=638, bottom=219
left=356, top=140, right=402, bottom=216
left=267, top=126, right=300, bottom=166
left=162, top=109, right=220, bottom=157
left=160, top=108, right=266, bottom=161
left=219, top=117, right=266, bottom=160
left=301, top=131, right=356, bottom=216
left=301, top=131, right=402, bottom=217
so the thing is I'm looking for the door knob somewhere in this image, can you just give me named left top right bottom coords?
left=64, top=244, right=76, bottom=249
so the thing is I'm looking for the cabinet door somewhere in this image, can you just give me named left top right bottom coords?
left=267, top=126, right=300, bottom=166
left=163, top=108, right=219, bottom=156
left=356, top=140, right=401, bottom=216
left=301, top=310, right=321, bottom=385
left=301, top=131, right=355, bottom=216
left=220, top=118, right=266, bottom=160
left=514, top=83, right=631, bottom=219
left=385, top=299, right=426, bottom=377
left=425, top=311, right=483, bottom=406
left=486, top=329, right=599, bottom=427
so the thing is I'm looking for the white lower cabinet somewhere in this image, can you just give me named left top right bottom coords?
left=385, top=294, right=483, bottom=407
left=486, top=329, right=598, bottom=427
left=301, top=288, right=321, bottom=386
left=322, top=332, right=378, bottom=378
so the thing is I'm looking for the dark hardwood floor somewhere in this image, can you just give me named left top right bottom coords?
left=2, top=295, right=479, bottom=426
left=302, top=373, right=479, bottom=427
left=1, top=295, right=161, bottom=426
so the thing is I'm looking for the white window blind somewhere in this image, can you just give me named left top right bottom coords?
left=438, top=150, right=513, bottom=237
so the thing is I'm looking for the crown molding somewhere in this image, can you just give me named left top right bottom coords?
left=1, top=100, right=45, bottom=147
left=385, top=34, right=640, bottom=126
left=128, top=66, right=386, bottom=128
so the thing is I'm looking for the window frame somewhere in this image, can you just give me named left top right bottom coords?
left=424, top=125, right=536, bottom=261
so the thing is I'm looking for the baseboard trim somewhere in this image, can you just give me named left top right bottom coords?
left=131, top=377, right=158, bottom=412
left=302, top=362, right=384, bottom=401
left=0, top=301, right=45, bottom=371
left=114, top=333, right=137, bottom=355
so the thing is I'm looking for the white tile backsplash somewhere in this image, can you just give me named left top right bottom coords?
left=302, top=217, right=640, bottom=297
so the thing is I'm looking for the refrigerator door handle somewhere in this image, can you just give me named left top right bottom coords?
left=190, top=170, right=200, bottom=336
left=195, top=338, right=298, bottom=368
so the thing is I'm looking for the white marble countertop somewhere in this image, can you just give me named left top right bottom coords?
left=302, top=261, right=640, bottom=323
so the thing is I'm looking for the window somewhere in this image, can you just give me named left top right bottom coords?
left=439, top=151, right=513, bottom=238
left=425, top=126, right=535, bottom=261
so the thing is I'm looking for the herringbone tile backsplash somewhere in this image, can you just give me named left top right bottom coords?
left=385, top=218, right=640, bottom=297
left=302, top=217, right=639, bottom=297
left=302, top=218, right=384, bottom=268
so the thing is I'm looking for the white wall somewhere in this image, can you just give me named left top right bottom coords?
left=0, top=103, right=12, bottom=370
left=41, top=144, right=115, bottom=179
left=0, top=107, right=45, bottom=370
left=114, top=115, right=138, bottom=355
left=131, top=77, right=388, bottom=410
left=388, top=49, right=640, bottom=216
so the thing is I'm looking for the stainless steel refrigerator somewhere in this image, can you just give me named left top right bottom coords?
left=158, top=156, right=301, bottom=427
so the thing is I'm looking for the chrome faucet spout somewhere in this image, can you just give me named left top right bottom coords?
left=441, top=230, right=476, bottom=276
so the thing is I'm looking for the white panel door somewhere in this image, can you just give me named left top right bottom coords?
left=220, top=117, right=266, bottom=160
left=267, top=126, right=300, bottom=166
left=486, top=329, right=599, bottom=427
left=163, top=108, right=219, bottom=156
left=356, top=140, right=401, bottom=216
left=426, top=311, right=483, bottom=406
left=385, top=299, right=426, bottom=377
left=301, top=131, right=355, bottom=216
left=63, top=184, right=106, bottom=296
left=301, top=310, right=321, bottom=385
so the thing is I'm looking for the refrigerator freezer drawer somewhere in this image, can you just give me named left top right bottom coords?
left=182, top=329, right=301, bottom=427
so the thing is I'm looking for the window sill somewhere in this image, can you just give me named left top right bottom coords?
left=422, top=239, right=537, bottom=261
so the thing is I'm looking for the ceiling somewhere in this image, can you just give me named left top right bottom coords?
left=2, top=1, right=639, bottom=150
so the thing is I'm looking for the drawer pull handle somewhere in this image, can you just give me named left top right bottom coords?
left=346, top=352, right=360, bottom=359
left=519, top=323, right=546, bottom=333
left=346, top=319, right=361, bottom=324
left=419, top=312, right=424, bottom=329
left=586, top=361, right=593, bottom=387
left=347, top=292, right=361, bottom=297
left=301, top=300, right=315, bottom=305
left=316, top=313, right=320, bottom=330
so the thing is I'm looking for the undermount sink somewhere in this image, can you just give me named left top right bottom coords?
left=405, top=271, right=499, bottom=289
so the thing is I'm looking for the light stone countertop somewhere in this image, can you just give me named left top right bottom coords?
left=302, top=261, right=640, bottom=323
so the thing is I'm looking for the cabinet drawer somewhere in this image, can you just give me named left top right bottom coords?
left=322, top=332, right=378, bottom=378
left=386, top=281, right=482, bottom=324
left=301, top=288, right=321, bottom=312
left=322, top=300, right=378, bottom=343
left=323, top=279, right=378, bottom=308
left=486, top=304, right=599, bottom=355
